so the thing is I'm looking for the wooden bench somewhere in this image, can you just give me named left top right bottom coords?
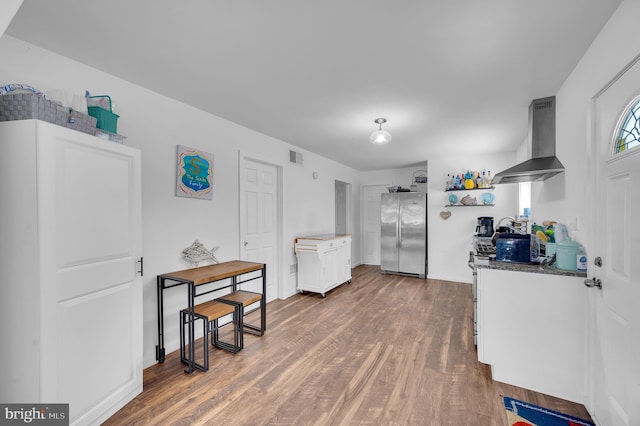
left=216, top=290, right=264, bottom=349
left=180, top=299, right=240, bottom=371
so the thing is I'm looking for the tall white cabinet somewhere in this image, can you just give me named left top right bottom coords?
left=0, top=120, right=143, bottom=425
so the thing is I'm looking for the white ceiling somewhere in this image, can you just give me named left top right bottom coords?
left=6, top=0, right=621, bottom=171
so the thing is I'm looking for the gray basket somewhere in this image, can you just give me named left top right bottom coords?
left=0, top=93, right=97, bottom=135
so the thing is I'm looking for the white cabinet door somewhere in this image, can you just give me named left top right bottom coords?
left=335, top=242, right=352, bottom=284
left=38, top=122, right=143, bottom=425
left=324, top=248, right=338, bottom=287
left=0, top=120, right=142, bottom=426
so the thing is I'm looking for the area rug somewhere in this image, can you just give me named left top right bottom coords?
left=503, top=396, right=595, bottom=426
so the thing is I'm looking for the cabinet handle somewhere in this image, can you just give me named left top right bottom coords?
left=137, top=257, right=144, bottom=276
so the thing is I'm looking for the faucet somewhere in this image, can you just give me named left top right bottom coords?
left=496, top=216, right=521, bottom=233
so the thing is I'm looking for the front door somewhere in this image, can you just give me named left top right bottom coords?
left=590, top=56, right=640, bottom=426
left=239, top=156, right=279, bottom=302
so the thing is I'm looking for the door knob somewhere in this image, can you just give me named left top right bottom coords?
left=584, top=277, right=602, bottom=290
left=244, top=241, right=248, bottom=246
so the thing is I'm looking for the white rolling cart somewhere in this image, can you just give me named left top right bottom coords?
left=294, top=234, right=352, bottom=297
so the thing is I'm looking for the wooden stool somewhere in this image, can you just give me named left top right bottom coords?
left=216, top=290, right=264, bottom=349
left=180, top=299, right=240, bottom=372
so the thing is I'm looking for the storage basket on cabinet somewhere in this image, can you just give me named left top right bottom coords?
left=0, top=92, right=97, bottom=135
left=87, top=95, right=119, bottom=134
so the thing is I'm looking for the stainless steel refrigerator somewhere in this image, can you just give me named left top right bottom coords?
left=380, top=192, right=428, bottom=277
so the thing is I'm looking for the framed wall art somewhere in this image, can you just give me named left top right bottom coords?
left=176, top=145, right=214, bottom=199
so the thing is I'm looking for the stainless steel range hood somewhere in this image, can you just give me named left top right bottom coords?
left=493, top=96, right=564, bottom=184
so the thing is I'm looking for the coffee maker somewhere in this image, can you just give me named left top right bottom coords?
left=476, top=216, right=494, bottom=237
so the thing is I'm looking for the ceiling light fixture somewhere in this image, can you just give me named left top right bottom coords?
left=370, top=118, right=392, bottom=145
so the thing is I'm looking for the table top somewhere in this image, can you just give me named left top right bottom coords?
left=159, top=260, right=265, bottom=286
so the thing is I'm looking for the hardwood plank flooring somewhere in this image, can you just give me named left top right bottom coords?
left=105, top=265, right=593, bottom=425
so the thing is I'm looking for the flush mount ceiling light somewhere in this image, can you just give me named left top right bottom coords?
left=370, top=118, right=392, bottom=145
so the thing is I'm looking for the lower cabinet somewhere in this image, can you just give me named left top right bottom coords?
left=476, top=267, right=586, bottom=403
left=295, top=235, right=352, bottom=297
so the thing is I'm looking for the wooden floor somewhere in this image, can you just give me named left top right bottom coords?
left=105, top=265, right=593, bottom=425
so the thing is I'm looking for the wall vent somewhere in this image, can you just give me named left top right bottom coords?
left=289, top=149, right=303, bottom=165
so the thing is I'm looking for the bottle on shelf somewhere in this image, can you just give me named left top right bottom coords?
left=577, top=246, right=588, bottom=272
left=464, top=170, right=475, bottom=189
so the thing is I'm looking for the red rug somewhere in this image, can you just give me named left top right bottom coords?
left=504, top=396, right=595, bottom=426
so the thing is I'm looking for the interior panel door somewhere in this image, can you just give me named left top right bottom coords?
left=37, top=123, right=142, bottom=425
left=240, top=157, right=279, bottom=301
left=362, top=185, right=388, bottom=265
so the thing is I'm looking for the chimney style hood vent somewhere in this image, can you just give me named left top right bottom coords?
left=493, top=96, right=564, bottom=184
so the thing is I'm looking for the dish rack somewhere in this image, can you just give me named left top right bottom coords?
left=473, top=236, right=496, bottom=256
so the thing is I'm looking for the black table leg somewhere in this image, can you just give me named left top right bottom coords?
left=156, top=276, right=166, bottom=362
left=262, top=264, right=267, bottom=332
left=185, top=282, right=195, bottom=373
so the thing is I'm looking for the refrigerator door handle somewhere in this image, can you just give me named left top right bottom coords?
left=397, top=202, right=402, bottom=248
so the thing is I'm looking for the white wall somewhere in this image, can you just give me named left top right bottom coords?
left=359, top=165, right=427, bottom=190
left=0, top=35, right=360, bottom=368
left=533, top=0, right=640, bottom=254
left=359, top=158, right=520, bottom=284
left=426, top=153, right=518, bottom=283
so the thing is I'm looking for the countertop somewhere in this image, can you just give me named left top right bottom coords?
left=295, top=233, right=351, bottom=241
left=476, top=260, right=587, bottom=278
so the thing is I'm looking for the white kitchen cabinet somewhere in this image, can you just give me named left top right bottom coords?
left=476, top=267, right=586, bottom=403
left=295, top=234, right=352, bottom=297
left=0, top=120, right=143, bottom=425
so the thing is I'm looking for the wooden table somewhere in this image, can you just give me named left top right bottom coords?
left=156, top=260, right=266, bottom=373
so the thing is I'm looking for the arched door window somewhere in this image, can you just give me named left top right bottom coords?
left=614, top=96, right=640, bottom=153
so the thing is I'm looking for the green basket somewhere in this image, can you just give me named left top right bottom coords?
left=87, top=95, right=119, bottom=134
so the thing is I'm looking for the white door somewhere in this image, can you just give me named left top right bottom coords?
left=590, top=57, right=640, bottom=426
left=239, top=156, right=279, bottom=302
left=362, top=184, right=389, bottom=265
left=38, top=123, right=142, bottom=425
left=335, top=181, right=349, bottom=235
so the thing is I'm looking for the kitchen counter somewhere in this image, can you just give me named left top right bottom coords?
left=477, top=260, right=587, bottom=278
left=295, top=233, right=351, bottom=241
left=476, top=267, right=586, bottom=403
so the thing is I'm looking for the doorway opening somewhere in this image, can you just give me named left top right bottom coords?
left=335, top=180, right=350, bottom=235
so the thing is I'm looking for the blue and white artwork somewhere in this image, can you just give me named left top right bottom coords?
left=176, top=145, right=214, bottom=199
